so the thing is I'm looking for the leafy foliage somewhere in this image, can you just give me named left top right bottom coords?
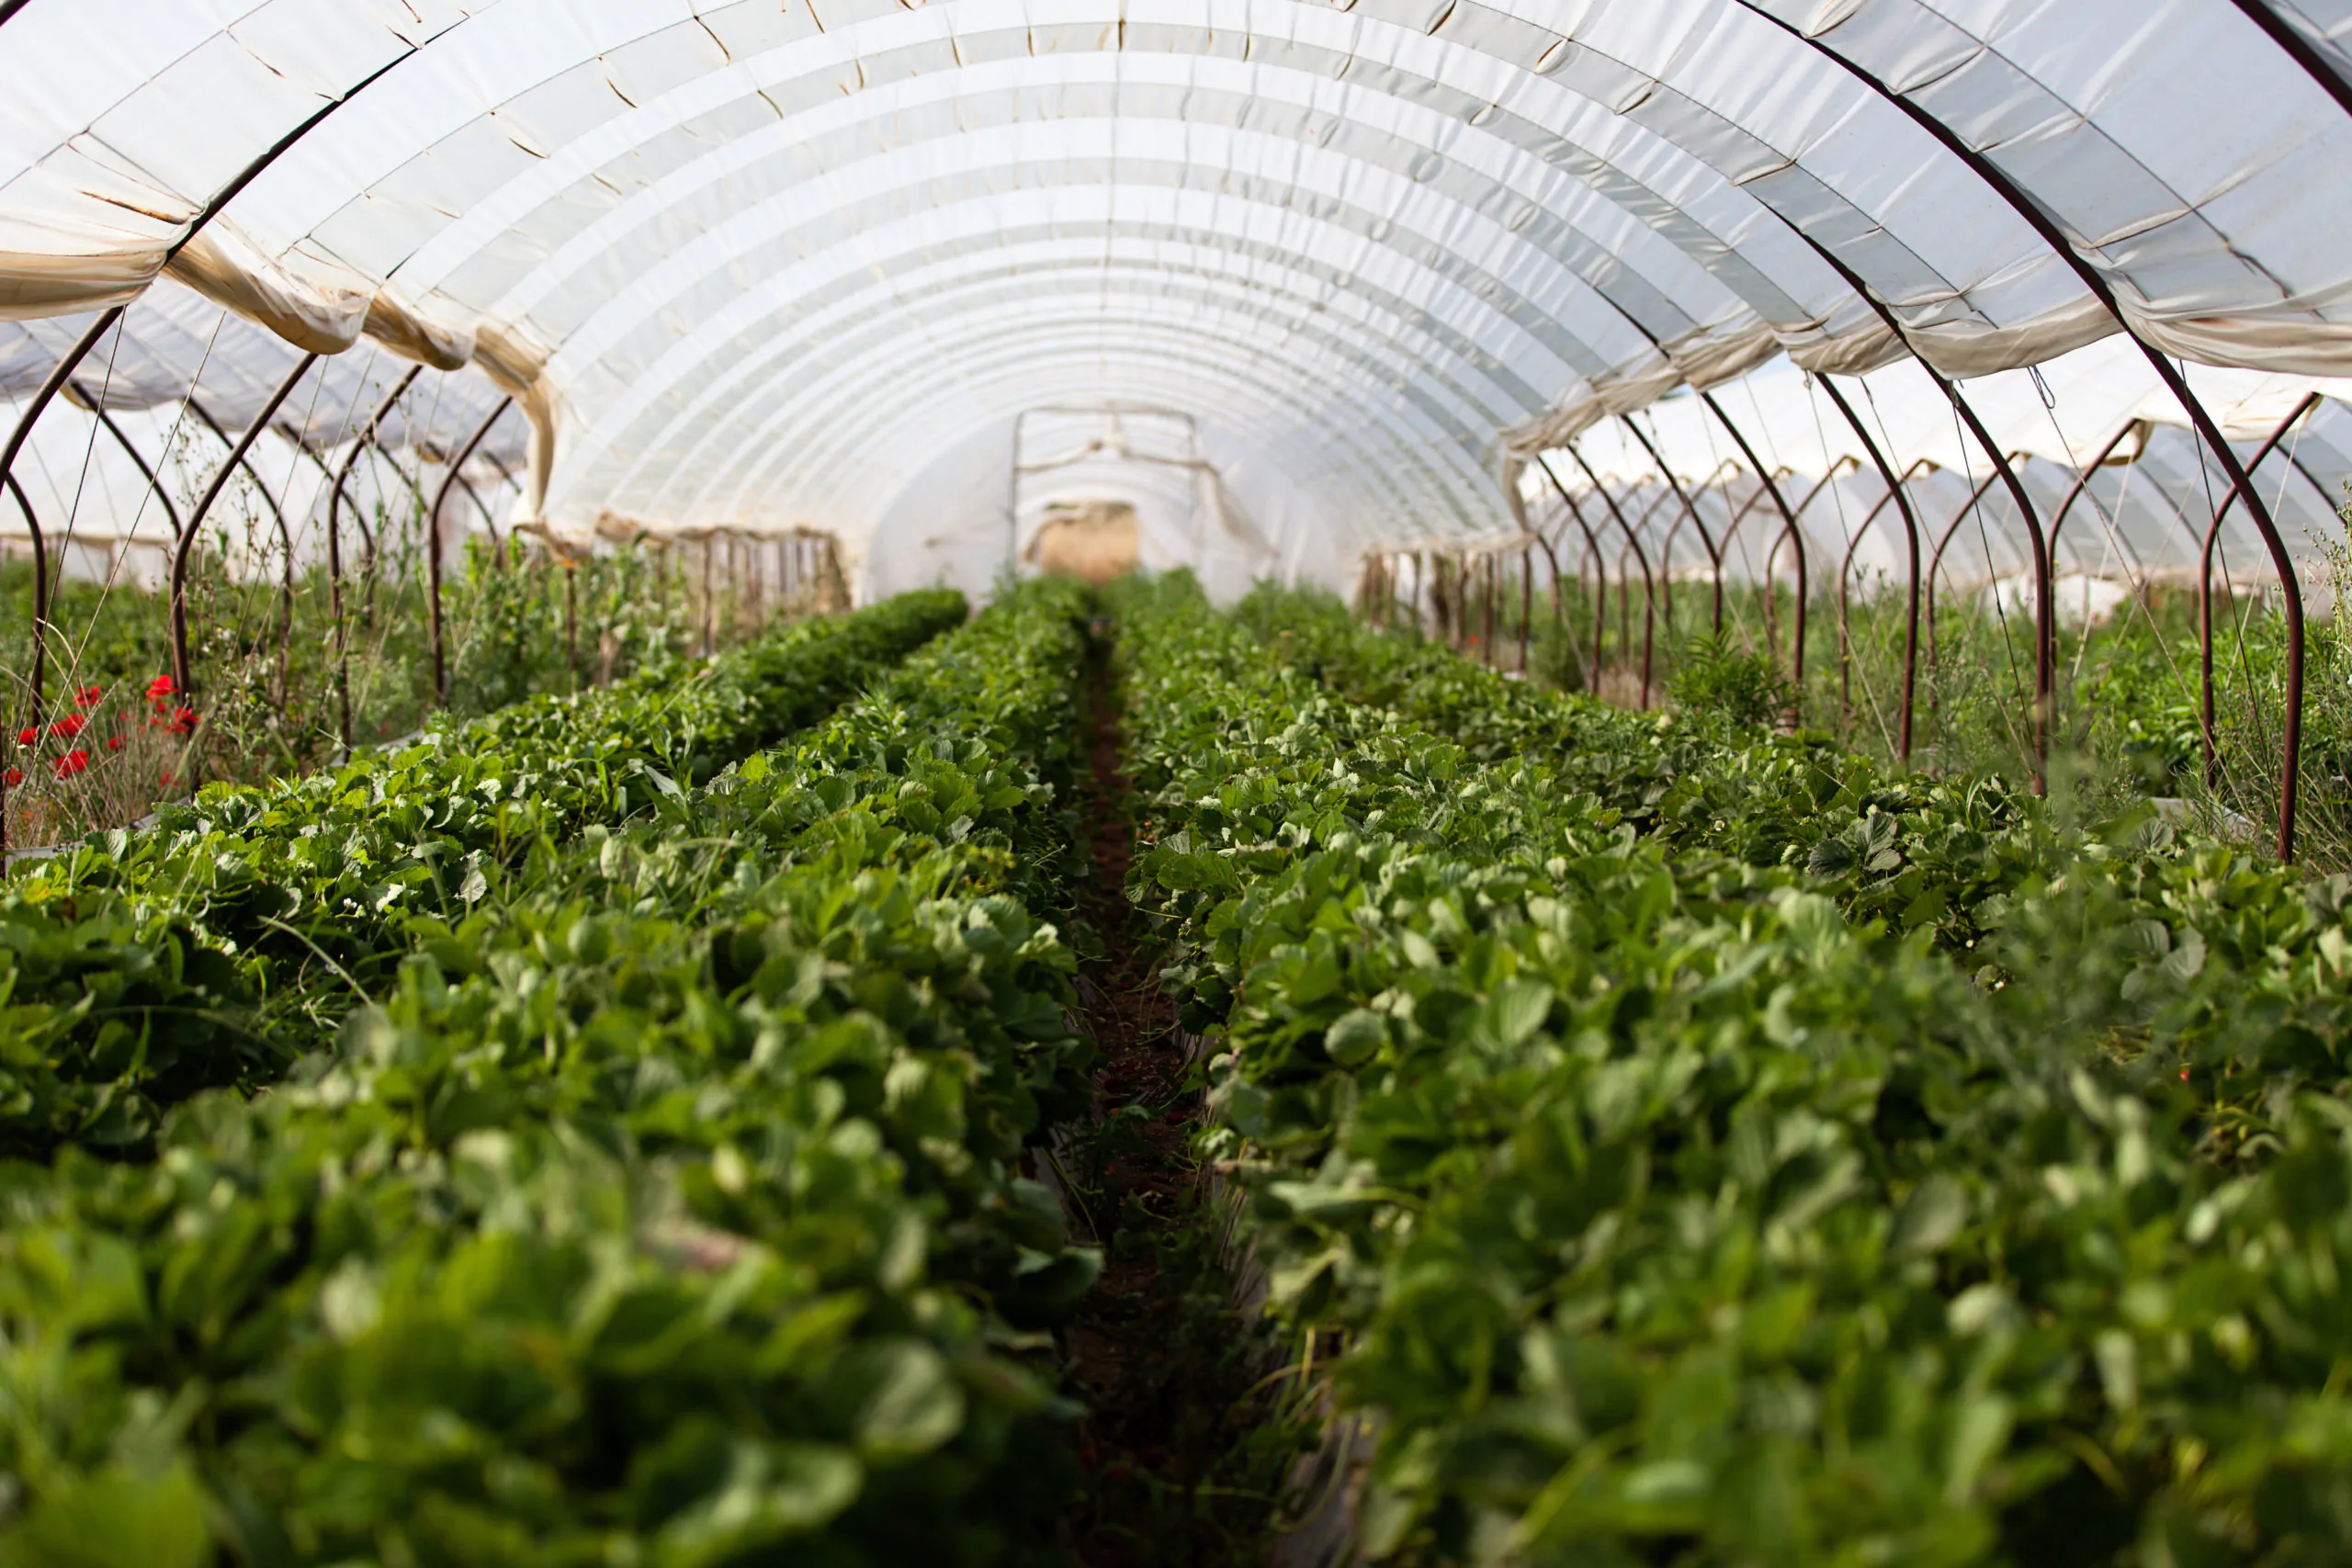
left=1129, top=573, right=2352, bottom=1566
left=0, top=590, right=967, bottom=1159
left=0, top=581, right=1103, bottom=1566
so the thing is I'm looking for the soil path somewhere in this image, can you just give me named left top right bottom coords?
left=1064, top=623, right=1277, bottom=1568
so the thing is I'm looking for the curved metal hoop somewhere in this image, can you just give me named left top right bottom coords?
left=1546, top=446, right=1657, bottom=707
left=425, top=398, right=517, bottom=705
left=170, top=355, right=320, bottom=698
left=1732, top=0, right=2308, bottom=852
left=1817, top=378, right=1925, bottom=761
left=2199, top=394, right=2323, bottom=789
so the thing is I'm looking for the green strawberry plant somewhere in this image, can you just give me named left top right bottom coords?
left=0, top=578, right=1102, bottom=1566
left=0, top=591, right=967, bottom=1160
left=1129, top=572, right=2352, bottom=1565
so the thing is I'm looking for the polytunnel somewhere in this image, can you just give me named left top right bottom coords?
left=2, top=1, right=2351, bottom=812
left=17, top=6, right=2352, bottom=1561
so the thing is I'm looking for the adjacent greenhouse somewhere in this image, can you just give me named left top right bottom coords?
left=4, top=4, right=2352, bottom=1564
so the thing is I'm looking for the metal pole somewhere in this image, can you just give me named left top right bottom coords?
left=327, top=365, right=424, bottom=751
left=2042, top=421, right=2151, bottom=571
left=1519, top=546, right=1532, bottom=672
left=0, top=308, right=126, bottom=737
left=1654, top=458, right=1741, bottom=641
left=701, top=535, right=717, bottom=657
left=1481, top=550, right=1497, bottom=663
left=1544, top=486, right=1611, bottom=690
left=1817, top=378, right=1926, bottom=762
left=77, top=396, right=186, bottom=545
left=1623, top=418, right=1726, bottom=635
left=1833, top=458, right=1934, bottom=742
left=171, top=355, right=319, bottom=704
left=1548, top=447, right=1658, bottom=708
left=425, top=397, right=513, bottom=707
left=2199, top=396, right=2320, bottom=791
left=1699, top=392, right=1809, bottom=695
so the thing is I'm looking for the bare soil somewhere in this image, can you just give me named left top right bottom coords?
left=1063, top=622, right=1284, bottom=1568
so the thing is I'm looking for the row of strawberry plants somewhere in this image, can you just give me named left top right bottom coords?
left=0, top=590, right=967, bottom=1160
left=1240, top=587, right=2352, bottom=1159
left=1120, top=573, right=2352, bottom=1565
left=0, top=579, right=1100, bottom=1567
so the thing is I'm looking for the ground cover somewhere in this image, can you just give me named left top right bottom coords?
left=0, top=588, right=966, bottom=1160
left=0, top=580, right=1109, bottom=1565
left=1125, top=572, right=2352, bottom=1565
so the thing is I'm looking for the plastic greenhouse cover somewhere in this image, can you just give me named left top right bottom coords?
left=1, top=0, right=2350, bottom=595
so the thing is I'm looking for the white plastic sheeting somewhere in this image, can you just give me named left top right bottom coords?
left=0, top=0, right=2349, bottom=594
left=1511, top=337, right=2352, bottom=602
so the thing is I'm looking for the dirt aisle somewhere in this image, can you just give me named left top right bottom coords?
left=1063, top=622, right=1286, bottom=1568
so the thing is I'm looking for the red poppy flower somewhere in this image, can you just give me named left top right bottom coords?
left=158, top=769, right=173, bottom=785
left=52, top=750, right=89, bottom=778
left=49, top=715, right=85, bottom=739
left=165, top=707, right=198, bottom=737
left=106, top=736, right=123, bottom=752
left=13, top=728, right=31, bottom=748
left=146, top=675, right=175, bottom=699
left=73, top=684, right=101, bottom=707
left=3, top=769, right=19, bottom=787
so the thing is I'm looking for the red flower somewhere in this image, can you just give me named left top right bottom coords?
left=146, top=675, right=175, bottom=699
left=49, top=715, right=84, bottom=740
left=164, top=707, right=198, bottom=737
left=13, top=728, right=31, bottom=747
left=52, top=750, right=89, bottom=778
left=73, top=684, right=101, bottom=707
left=2, top=769, right=19, bottom=787
left=106, top=736, right=123, bottom=752
left=158, top=769, right=173, bottom=785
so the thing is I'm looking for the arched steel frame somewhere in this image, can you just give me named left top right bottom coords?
left=325, top=364, right=425, bottom=750
left=1818, top=377, right=1926, bottom=761
left=2043, top=423, right=2154, bottom=574
left=1654, top=458, right=1744, bottom=635
left=1584, top=480, right=1679, bottom=688
left=183, top=395, right=300, bottom=698
left=170, top=355, right=320, bottom=701
left=1550, top=446, right=1657, bottom=707
left=1700, top=393, right=1810, bottom=695
left=1835, top=457, right=1936, bottom=749
left=2201, top=394, right=2324, bottom=788
left=1924, top=464, right=2025, bottom=652
left=0, top=309, right=123, bottom=749
left=426, top=398, right=517, bottom=705
left=72, top=391, right=187, bottom=547
left=1733, top=0, right=2311, bottom=853
left=1539, top=485, right=1611, bottom=692
left=0, top=44, right=408, bottom=840
left=1623, top=419, right=1727, bottom=637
